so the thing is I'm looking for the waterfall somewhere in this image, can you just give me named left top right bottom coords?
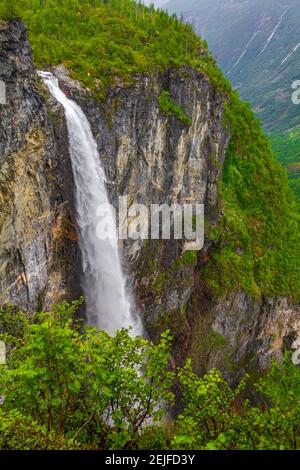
left=39, top=71, right=142, bottom=336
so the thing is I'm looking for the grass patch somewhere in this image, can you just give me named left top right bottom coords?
left=159, top=90, right=191, bottom=126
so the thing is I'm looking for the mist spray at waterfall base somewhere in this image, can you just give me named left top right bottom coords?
left=39, top=71, right=142, bottom=337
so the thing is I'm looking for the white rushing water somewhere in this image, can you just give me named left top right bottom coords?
left=39, top=71, right=142, bottom=336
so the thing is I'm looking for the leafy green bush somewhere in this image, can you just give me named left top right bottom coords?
left=0, top=409, right=79, bottom=450
left=172, top=360, right=248, bottom=449
left=0, top=301, right=174, bottom=450
left=172, top=354, right=300, bottom=450
left=0, top=302, right=300, bottom=450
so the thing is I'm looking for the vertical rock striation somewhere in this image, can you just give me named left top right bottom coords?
left=0, top=21, right=82, bottom=311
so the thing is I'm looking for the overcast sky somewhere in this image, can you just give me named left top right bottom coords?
left=142, top=0, right=169, bottom=7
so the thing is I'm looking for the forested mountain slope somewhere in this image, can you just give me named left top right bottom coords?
left=165, top=0, right=300, bottom=202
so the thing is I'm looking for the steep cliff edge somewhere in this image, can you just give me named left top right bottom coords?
left=0, top=20, right=82, bottom=310
left=0, top=19, right=299, bottom=377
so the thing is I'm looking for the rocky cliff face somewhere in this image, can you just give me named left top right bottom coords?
left=0, top=20, right=299, bottom=376
left=0, top=20, right=82, bottom=311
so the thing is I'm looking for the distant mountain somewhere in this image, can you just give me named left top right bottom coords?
left=166, top=0, right=300, bottom=132
left=166, top=0, right=300, bottom=201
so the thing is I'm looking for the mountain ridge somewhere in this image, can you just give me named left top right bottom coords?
left=165, top=0, right=300, bottom=201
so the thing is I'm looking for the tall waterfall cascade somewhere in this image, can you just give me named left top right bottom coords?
left=39, top=71, right=142, bottom=336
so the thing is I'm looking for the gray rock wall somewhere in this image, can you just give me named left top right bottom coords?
left=0, top=21, right=82, bottom=311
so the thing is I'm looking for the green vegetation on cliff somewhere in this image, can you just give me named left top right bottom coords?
left=1, top=302, right=300, bottom=450
left=271, top=130, right=300, bottom=205
left=0, top=0, right=215, bottom=97
left=207, top=94, right=300, bottom=300
left=159, top=90, right=192, bottom=125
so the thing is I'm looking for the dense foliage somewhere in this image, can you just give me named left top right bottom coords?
left=271, top=130, right=300, bottom=206
left=0, top=301, right=174, bottom=449
left=206, top=94, right=300, bottom=300
left=0, top=301, right=300, bottom=450
left=0, top=0, right=222, bottom=98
